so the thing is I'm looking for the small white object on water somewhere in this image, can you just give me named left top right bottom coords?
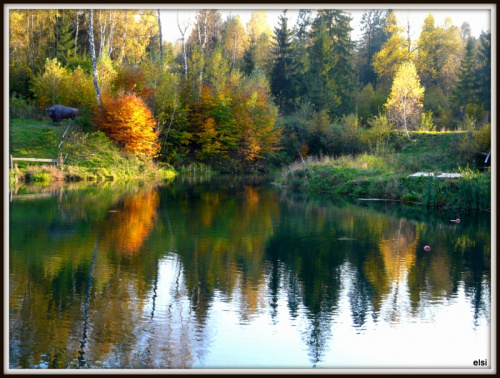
left=108, top=210, right=119, bottom=212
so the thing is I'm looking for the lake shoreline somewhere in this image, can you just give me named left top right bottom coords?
left=274, top=158, right=491, bottom=212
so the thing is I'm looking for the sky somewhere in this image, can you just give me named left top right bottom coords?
left=158, top=6, right=492, bottom=44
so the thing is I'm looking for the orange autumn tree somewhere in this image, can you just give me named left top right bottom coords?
left=95, top=92, right=160, bottom=159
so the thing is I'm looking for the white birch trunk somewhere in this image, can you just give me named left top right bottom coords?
left=74, top=10, right=80, bottom=56
left=88, top=10, right=101, bottom=106
left=177, top=12, right=189, bottom=77
left=120, top=11, right=128, bottom=63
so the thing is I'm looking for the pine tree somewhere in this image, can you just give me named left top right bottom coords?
left=475, top=31, right=491, bottom=115
left=452, top=37, right=477, bottom=116
left=306, top=10, right=356, bottom=117
left=53, top=10, right=75, bottom=65
left=241, top=37, right=256, bottom=76
left=271, top=11, right=296, bottom=114
left=291, top=9, right=312, bottom=106
left=307, top=18, right=338, bottom=115
left=329, top=10, right=357, bottom=117
left=357, top=10, right=389, bottom=87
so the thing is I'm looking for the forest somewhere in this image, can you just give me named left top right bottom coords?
left=9, top=8, right=492, bottom=172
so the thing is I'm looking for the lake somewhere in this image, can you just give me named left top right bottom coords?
left=8, top=175, right=491, bottom=370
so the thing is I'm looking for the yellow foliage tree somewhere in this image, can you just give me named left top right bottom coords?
left=384, top=61, right=424, bottom=140
left=30, top=58, right=69, bottom=107
left=372, top=11, right=410, bottom=88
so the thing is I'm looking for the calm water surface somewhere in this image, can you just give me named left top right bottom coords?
left=8, top=176, right=491, bottom=369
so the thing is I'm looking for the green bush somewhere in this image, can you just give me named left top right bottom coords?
left=473, top=124, right=491, bottom=151
left=362, top=113, right=394, bottom=155
left=457, top=132, right=478, bottom=161
left=419, top=111, right=435, bottom=131
left=9, top=93, right=44, bottom=120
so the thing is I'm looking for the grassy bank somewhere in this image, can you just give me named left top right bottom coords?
left=9, top=119, right=176, bottom=185
left=276, top=132, right=491, bottom=211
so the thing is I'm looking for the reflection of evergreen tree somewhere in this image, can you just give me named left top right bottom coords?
left=9, top=179, right=492, bottom=368
left=264, top=208, right=344, bottom=365
left=285, top=267, right=302, bottom=319
left=267, top=257, right=281, bottom=323
left=347, top=265, right=375, bottom=329
left=304, top=309, right=333, bottom=365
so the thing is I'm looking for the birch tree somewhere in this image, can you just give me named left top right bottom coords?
left=177, top=12, right=189, bottom=77
left=385, top=61, right=424, bottom=139
left=88, top=9, right=101, bottom=105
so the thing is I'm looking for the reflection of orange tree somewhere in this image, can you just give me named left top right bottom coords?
left=101, top=189, right=159, bottom=256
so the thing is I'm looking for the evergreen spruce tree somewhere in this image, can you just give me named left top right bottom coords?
left=271, top=11, right=296, bottom=114
left=307, top=10, right=356, bottom=117
left=53, top=10, right=75, bottom=65
left=357, top=10, right=389, bottom=87
left=475, top=31, right=491, bottom=116
left=291, top=9, right=312, bottom=107
left=307, top=18, right=338, bottom=115
left=452, top=37, right=477, bottom=116
left=242, top=37, right=256, bottom=76
left=329, top=10, right=357, bottom=117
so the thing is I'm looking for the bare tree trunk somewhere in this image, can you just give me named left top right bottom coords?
left=88, top=9, right=101, bottom=106
left=27, top=10, right=34, bottom=68
left=177, top=12, right=189, bottom=77
left=196, top=12, right=208, bottom=98
left=98, top=9, right=107, bottom=58
left=107, top=10, right=117, bottom=57
left=157, top=10, right=164, bottom=66
left=30, top=11, right=34, bottom=60
left=120, top=11, right=129, bottom=63
left=233, top=32, right=237, bottom=69
left=403, top=101, right=411, bottom=140
left=163, top=86, right=178, bottom=155
left=52, top=75, right=56, bottom=105
left=74, top=10, right=80, bottom=56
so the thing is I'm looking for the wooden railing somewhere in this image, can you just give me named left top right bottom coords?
left=10, top=153, right=64, bottom=169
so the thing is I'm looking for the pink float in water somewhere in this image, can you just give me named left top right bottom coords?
left=424, top=245, right=431, bottom=251
left=451, top=218, right=461, bottom=223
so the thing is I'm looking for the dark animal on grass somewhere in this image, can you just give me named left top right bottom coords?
left=46, top=105, right=78, bottom=124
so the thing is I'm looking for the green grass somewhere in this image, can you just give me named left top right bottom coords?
left=9, top=119, right=68, bottom=162
left=9, top=119, right=176, bottom=185
left=277, top=131, right=491, bottom=211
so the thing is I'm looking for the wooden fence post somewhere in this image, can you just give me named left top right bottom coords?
left=58, top=153, right=64, bottom=167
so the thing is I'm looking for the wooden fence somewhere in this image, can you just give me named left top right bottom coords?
left=10, top=153, right=64, bottom=169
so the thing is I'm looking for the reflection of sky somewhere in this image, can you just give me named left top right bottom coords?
left=145, top=256, right=490, bottom=370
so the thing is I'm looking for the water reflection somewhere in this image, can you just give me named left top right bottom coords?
left=9, top=177, right=491, bottom=369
